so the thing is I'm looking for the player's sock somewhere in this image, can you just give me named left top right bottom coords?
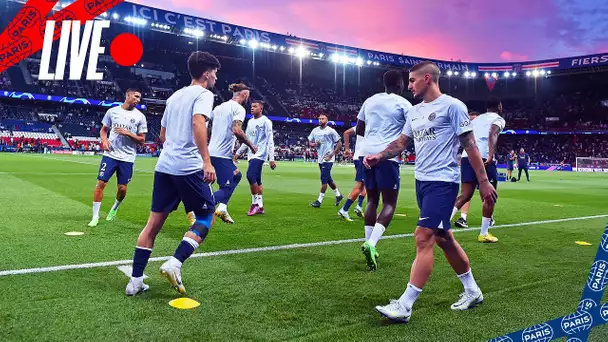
left=368, top=223, right=386, bottom=247
left=461, top=212, right=467, bottom=220
left=131, top=246, right=152, bottom=277
left=398, top=283, right=422, bottom=309
left=92, top=202, right=101, bottom=218
left=333, top=188, right=341, bottom=197
left=317, top=192, right=325, bottom=203
left=457, top=269, right=480, bottom=295
left=111, top=199, right=122, bottom=211
left=450, top=207, right=458, bottom=220
left=357, top=195, right=365, bottom=207
left=342, top=198, right=354, bottom=212
left=364, top=225, right=374, bottom=240
left=173, top=237, right=200, bottom=264
left=217, top=203, right=228, bottom=212
left=480, top=217, right=492, bottom=236
left=258, top=195, right=264, bottom=208
left=252, top=195, right=257, bottom=206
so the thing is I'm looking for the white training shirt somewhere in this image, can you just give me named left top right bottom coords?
left=353, top=133, right=366, bottom=160
left=209, top=100, right=246, bottom=159
left=101, top=105, right=147, bottom=163
left=461, top=112, right=506, bottom=159
left=308, top=126, right=341, bottom=163
left=156, top=85, right=214, bottom=176
left=357, top=92, right=412, bottom=161
left=402, top=94, right=473, bottom=183
left=236, top=115, right=275, bottom=161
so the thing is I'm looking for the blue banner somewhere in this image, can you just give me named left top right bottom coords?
left=107, top=1, right=607, bottom=73
left=0, top=90, right=146, bottom=110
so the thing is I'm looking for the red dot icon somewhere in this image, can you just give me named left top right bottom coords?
left=110, top=33, right=143, bottom=66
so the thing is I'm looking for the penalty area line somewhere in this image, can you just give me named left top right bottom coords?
left=0, top=214, right=607, bottom=277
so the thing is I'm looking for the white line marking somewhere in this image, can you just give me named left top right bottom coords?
left=1, top=214, right=606, bottom=277
left=37, top=155, right=155, bottom=173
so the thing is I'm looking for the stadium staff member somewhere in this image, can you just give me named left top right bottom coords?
left=517, top=148, right=530, bottom=182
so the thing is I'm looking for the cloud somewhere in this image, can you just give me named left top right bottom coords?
left=499, top=51, right=530, bottom=62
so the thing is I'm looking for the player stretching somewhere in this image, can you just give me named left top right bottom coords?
left=367, top=61, right=497, bottom=322
left=357, top=70, right=412, bottom=270
left=450, top=97, right=505, bottom=242
left=338, top=127, right=367, bottom=221
left=125, top=51, right=219, bottom=296
left=88, top=89, right=147, bottom=227
left=203, top=83, right=257, bottom=224
left=309, top=114, right=344, bottom=208
left=234, top=100, right=276, bottom=216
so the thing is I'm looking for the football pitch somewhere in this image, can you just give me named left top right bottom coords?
left=1, top=153, right=608, bottom=341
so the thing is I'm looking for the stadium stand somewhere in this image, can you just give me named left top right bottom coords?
left=0, top=6, right=607, bottom=167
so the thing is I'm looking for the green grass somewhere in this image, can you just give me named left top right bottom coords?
left=1, top=153, right=608, bottom=341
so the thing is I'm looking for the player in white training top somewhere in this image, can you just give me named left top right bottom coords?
left=125, top=51, right=220, bottom=296
left=309, top=113, right=344, bottom=208
left=365, top=61, right=497, bottom=322
left=234, top=100, right=276, bottom=216
left=186, top=83, right=257, bottom=225
left=88, top=89, right=147, bottom=227
left=338, top=127, right=367, bottom=221
left=357, top=70, right=412, bottom=271
left=451, top=97, right=505, bottom=242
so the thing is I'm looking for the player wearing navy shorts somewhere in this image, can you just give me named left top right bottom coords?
left=309, top=114, right=344, bottom=208
left=186, top=83, right=257, bottom=225
left=366, top=61, right=497, bottom=322
left=356, top=70, right=412, bottom=270
left=88, top=89, right=147, bottom=227
left=451, top=97, right=505, bottom=242
left=125, top=51, right=220, bottom=296
left=338, top=127, right=367, bottom=221
left=234, top=100, right=276, bottom=216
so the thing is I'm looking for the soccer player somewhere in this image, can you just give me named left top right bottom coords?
left=338, top=127, right=367, bottom=221
left=234, top=100, right=276, bottom=216
left=517, top=148, right=530, bottom=181
left=367, top=61, right=497, bottom=322
left=356, top=70, right=412, bottom=270
left=506, top=150, right=516, bottom=180
left=88, top=89, right=147, bottom=227
left=450, top=97, right=505, bottom=242
left=309, top=114, right=344, bottom=208
left=125, top=51, right=220, bottom=296
left=200, top=83, right=257, bottom=224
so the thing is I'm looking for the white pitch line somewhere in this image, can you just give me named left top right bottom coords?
left=37, top=155, right=155, bottom=173
left=1, top=214, right=606, bottom=277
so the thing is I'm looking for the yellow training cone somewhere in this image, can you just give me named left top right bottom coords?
left=169, top=298, right=200, bottom=310
left=575, top=241, right=592, bottom=246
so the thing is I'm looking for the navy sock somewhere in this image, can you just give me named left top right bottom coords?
left=173, top=238, right=198, bottom=263
left=358, top=195, right=365, bottom=207
left=132, top=247, right=152, bottom=277
left=343, top=198, right=354, bottom=211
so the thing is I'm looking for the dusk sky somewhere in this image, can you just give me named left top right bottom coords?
left=135, top=0, right=608, bottom=63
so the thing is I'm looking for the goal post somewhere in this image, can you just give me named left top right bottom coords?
left=575, top=157, right=608, bottom=172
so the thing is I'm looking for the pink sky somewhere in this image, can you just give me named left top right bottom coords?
left=135, top=0, right=607, bottom=62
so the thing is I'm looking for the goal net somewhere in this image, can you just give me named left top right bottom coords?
left=575, top=157, right=608, bottom=172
